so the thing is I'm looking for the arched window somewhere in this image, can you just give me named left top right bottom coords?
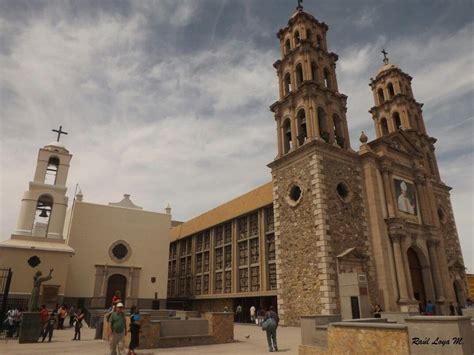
left=294, top=31, right=300, bottom=45
left=380, top=118, right=389, bottom=135
left=333, top=114, right=345, bottom=147
left=387, top=82, right=395, bottom=98
left=284, top=73, right=291, bottom=95
left=316, top=35, right=323, bottom=49
left=377, top=88, right=385, bottom=104
left=285, top=39, right=291, bottom=54
left=44, top=156, right=59, bottom=185
left=297, top=109, right=307, bottom=145
left=393, top=111, right=402, bottom=129
left=311, top=62, right=318, bottom=82
left=323, top=68, right=331, bottom=89
left=283, top=119, right=292, bottom=153
left=306, top=29, right=312, bottom=41
left=317, top=107, right=329, bottom=142
left=296, top=63, right=304, bottom=87
left=33, top=194, right=53, bottom=237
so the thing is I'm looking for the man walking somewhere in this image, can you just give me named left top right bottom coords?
left=263, top=306, right=279, bottom=352
left=41, top=310, right=56, bottom=343
left=250, top=305, right=256, bottom=324
left=235, top=305, right=242, bottom=323
left=108, top=302, right=127, bottom=355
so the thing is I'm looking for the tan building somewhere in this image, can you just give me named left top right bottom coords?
left=167, top=5, right=469, bottom=325
left=0, top=139, right=171, bottom=310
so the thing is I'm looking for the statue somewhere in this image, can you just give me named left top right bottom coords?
left=28, top=268, right=54, bottom=312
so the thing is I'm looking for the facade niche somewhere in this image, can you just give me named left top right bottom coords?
left=380, top=118, right=389, bottom=135
left=285, top=39, right=291, bottom=54
left=333, top=114, right=345, bottom=148
left=323, top=68, right=331, bottom=89
left=316, top=35, right=323, bottom=49
left=297, top=109, right=307, bottom=145
left=294, top=30, right=301, bottom=45
left=306, top=29, right=312, bottom=41
left=311, top=62, right=318, bottom=82
left=296, top=63, right=304, bottom=87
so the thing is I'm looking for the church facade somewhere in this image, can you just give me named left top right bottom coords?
left=166, top=6, right=469, bottom=325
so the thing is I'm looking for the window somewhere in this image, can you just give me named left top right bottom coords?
left=239, top=241, right=248, bottom=266
left=380, top=118, right=389, bottom=135
left=224, top=271, right=232, bottom=293
left=323, top=68, right=331, bottom=89
left=306, top=29, right=312, bottom=41
left=317, top=107, right=329, bottom=142
left=112, top=243, right=128, bottom=260
left=333, top=114, right=344, bottom=148
left=387, top=82, right=395, bottom=98
left=311, top=62, right=318, bottom=82
left=33, top=195, right=53, bottom=237
left=249, top=213, right=258, bottom=236
left=268, top=263, right=277, bottom=290
left=284, top=73, right=291, bottom=95
left=296, top=63, right=304, bottom=87
left=238, top=216, right=248, bottom=240
left=264, top=206, right=274, bottom=232
left=285, top=39, right=291, bottom=53
left=224, top=223, right=232, bottom=244
left=215, top=225, right=223, bottom=246
left=215, top=248, right=223, bottom=270
left=393, top=112, right=402, bottom=129
left=283, top=119, right=292, bottom=153
left=377, top=88, right=385, bottom=104
left=44, top=157, right=59, bottom=185
left=251, top=266, right=259, bottom=291
left=250, top=238, right=259, bottom=264
left=266, top=234, right=276, bottom=261
left=437, top=207, right=446, bottom=223
left=224, top=245, right=232, bottom=269
left=239, top=268, right=249, bottom=292
left=289, top=185, right=302, bottom=203
left=336, top=182, right=351, bottom=202
left=294, top=30, right=300, bottom=45
left=297, top=109, right=307, bottom=145
left=215, top=272, right=223, bottom=293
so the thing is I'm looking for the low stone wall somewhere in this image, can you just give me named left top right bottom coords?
left=381, top=311, right=419, bottom=324
left=300, top=315, right=341, bottom=347
left=103, top=311, right=233, bottom=349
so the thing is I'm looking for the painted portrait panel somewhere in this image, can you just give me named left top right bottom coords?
left=394, top=179, right=417, bottom=215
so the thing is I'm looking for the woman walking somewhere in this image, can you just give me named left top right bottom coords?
left=72, top=309, right=84, bottom=340
left=128, top=306, right=141, bottom=355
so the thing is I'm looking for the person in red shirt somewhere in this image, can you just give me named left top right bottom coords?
left=39, top=305, right=49, bottom=338
left=111, top=290, right=122, bottom=308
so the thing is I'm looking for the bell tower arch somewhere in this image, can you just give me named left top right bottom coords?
left=15, top=127, right=72, bottom=239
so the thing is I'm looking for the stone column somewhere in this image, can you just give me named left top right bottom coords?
left=390, top=235, right=410, bottom=301
left=414, top=176, right=429, bottom=224
left=427, top=239, right=445, bottom=302
left=276, top=119, right=283, bottom=157
left=381, top=164, right=395, bottom=217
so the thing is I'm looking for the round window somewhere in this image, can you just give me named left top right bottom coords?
left=336, top=182, right=351, bottom=202
left=112, top=243, right=128, bottom=260
left=289, top=185, right=302, bottom=202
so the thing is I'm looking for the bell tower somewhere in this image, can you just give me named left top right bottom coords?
left=270, top=4, right=351, bottom=154
left=14, top=127, right=72, bottom=240
left=369, top=51, right=427, bottom=138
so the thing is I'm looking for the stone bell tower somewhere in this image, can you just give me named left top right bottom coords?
left=269, top=5, right=376, bottom=325
left=14, top=127, right=72, bottom=240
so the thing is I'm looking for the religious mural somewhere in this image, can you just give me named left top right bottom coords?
left=394, top=178, right=417, bottom=215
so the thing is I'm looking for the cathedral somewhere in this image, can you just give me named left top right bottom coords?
left=166, top=5, right=469, bottom=325
left=0, top=5, right=469, bottom=327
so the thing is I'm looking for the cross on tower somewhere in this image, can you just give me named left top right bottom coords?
left=52, top=125, right=68, bottom=142
left=381, top=48, right=389, bottom=64
left=297, top=0, right=303, bottom=9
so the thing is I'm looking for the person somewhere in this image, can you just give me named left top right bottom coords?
left=108, top=302, right=127, bottom=355
left=72, top=309, right=84, bottom=340
left=4, top=307, right=16, bottom=337
left=42, top=310, right=57, bottom=343
left=235, top=305, right=242, bottom=323
left=40, top=305, right=49, bottom=333
left=57, top=305, right=67, bottom=329
left=250, top=305, right=256, bottom=324
left=112, top=290, right=122, bottom=306
left=373, top=304, right=383, bottom=318
left=14, top=307, right=23, bottom=337
left=449, top=302, right=456, bottom=315
left=69, top=305, right=76, bottom=328
left=263, top=306, right=279, bottom=352
left=425, top=300, right=434, bottom=315
left=223, top=306, right=229, bottom=312
left=397, top=181, right=415, bottom=214
left=128, top=305, right=141, bottom=355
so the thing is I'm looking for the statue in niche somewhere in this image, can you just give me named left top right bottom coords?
left=28, top=268, right=54, bottom=312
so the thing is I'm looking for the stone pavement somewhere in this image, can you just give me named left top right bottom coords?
left=0, top=323, right=301, bottom=354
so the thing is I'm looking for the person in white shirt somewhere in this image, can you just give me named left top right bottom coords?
left=250, top=305, right=256, bottom=324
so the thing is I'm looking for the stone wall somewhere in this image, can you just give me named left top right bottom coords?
left=194, top=298, right=233, bottom=313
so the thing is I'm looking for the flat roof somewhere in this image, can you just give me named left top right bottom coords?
left=170, top=182, right=273, bottom=241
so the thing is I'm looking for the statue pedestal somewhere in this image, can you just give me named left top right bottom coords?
left=19, top=312, right=41, bottom=343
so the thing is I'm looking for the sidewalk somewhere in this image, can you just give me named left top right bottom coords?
left=0, top=323, right=301, bottom=354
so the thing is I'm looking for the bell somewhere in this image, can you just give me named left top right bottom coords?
left=39, top=209, right=48, bottom=218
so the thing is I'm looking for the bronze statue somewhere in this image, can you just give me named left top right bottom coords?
left=28, top=268, right=54, bottom=312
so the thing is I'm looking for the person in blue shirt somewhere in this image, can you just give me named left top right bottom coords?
left=425, top=300, right=434, bottom=315
left=128, top=305, right=141, bottom=355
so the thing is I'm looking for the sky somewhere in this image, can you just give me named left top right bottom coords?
left=0, top=0, right=472, bottom=271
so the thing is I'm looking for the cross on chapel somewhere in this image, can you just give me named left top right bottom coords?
left=52, top=125, right=68, bottom=142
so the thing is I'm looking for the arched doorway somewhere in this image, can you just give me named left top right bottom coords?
left=408, top=248, right=426, bottom=309
left=106, top=274, right=127, bottom=308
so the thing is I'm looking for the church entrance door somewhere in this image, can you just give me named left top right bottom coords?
left=408, top=248, right=426, bottom=309
left=106, top=274, right=127, bottom=308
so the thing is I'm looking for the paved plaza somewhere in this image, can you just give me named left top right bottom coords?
left=0, top=323, right=301, bottom=354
